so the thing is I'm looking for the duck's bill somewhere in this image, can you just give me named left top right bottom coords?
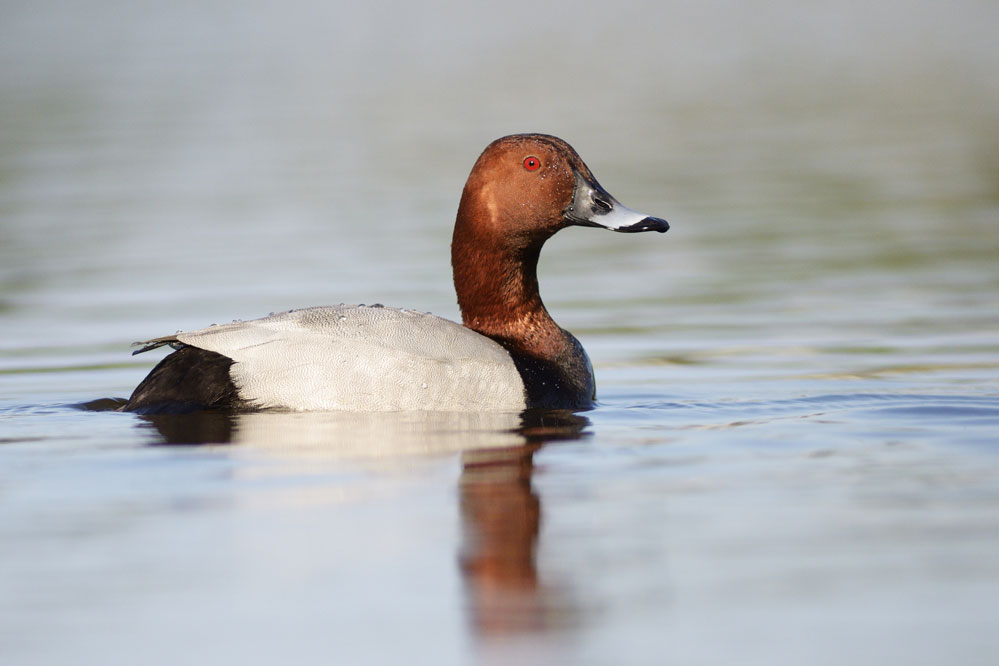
left=603, top=213, right=671, bottom=233
left=564, top=170, right=669, bottom=233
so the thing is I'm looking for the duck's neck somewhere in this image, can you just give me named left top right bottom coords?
left=451, top=225, right=595, bottom=409
left=452, top=235, right=547, bottom=342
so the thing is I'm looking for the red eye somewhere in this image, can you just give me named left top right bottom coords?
left=523, top=156, right=541, bottom=171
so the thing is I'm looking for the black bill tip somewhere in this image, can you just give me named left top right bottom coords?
left=615, top=216, right=670, bottom=233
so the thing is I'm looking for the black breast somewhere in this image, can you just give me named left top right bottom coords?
left=501, top=345, right=596, bottom=410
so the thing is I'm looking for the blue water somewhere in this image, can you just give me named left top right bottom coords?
left=2, top=0, right=999, bottom=664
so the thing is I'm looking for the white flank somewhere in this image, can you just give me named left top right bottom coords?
left=165, top=306, right=527, bottom=411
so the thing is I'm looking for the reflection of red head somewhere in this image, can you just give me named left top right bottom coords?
left=459, top=445, right=543, bottom=636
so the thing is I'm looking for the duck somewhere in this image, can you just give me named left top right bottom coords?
left=124, top=134, right=668, bottom=413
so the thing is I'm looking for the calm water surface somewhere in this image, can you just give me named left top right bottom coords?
left=2, top=1, right=998, bottom=664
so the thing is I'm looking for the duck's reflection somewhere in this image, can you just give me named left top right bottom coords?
left=459, top=410, right=587, bottom=637
left=138, top=410, right=237, bottom=445
left=135, top=409, right=528, bottom=454
left=129, top=406, right=588, bottom=637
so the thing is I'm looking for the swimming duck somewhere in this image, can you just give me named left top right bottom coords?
left=125, top=134, right=668, bottom=413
